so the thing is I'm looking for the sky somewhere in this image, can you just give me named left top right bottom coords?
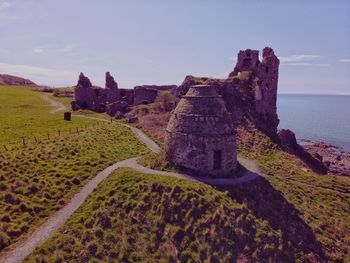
left=0, top=0, right=349, bottom=94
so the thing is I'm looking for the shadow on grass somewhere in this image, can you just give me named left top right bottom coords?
left=217, top=174, right=327, bottom=262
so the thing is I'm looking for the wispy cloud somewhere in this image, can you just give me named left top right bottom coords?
left=32, top=44, right=77, bottom=54
left=315, top=63, right=330, bottom=67
left=0, top=0, right=17, bottom=19
left=279, top=54, right=321, bottom=63
left=339, top=58, right=350, bottom=63
left=279, top=54, right=332, bottom=67
left=0, top=1, right=11, bottom=11
left=0, top=62, right=75, bottom=85
left=286, top=62, right=330, bottom=67
left=228, top=56, right=237, bottom=62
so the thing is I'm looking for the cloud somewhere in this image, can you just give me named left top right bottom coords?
left=279, top=54, right=321, bottom=63
left=285, top=62, right=330, bottom=67
left=32, top=44, right=77, bottom=54
left=0, top=62, right=75, bottom=85
left=228, top=56, right=237, bottom=62
left=0, top=1, right=11, bottom=11
left=0, top=0, right=17, bottom=19
left=279, top=54, right=332, bottom=67
left=339, top=58, right=350, bottom=63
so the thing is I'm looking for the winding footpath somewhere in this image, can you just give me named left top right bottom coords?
left=41, top=94, right=67, bottom=114
left=0, top=94, right=261, bottom=263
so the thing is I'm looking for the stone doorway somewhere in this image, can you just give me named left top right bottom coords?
left=213, top=150, right=222, bottom=170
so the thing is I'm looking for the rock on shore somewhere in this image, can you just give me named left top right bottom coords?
left=301, top=140, right=350, bottom=176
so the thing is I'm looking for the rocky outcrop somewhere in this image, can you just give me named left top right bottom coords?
left=0, top=74, right=37, bottom=86
left=302, top=140, right=350, bottom=176
left=278, top=129, right=327, bottom=174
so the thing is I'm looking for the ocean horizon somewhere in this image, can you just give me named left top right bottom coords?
left=277, top=94, right=350, bottom=151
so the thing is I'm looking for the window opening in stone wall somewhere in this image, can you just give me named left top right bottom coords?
left=213, top=150, right=222, bottom=170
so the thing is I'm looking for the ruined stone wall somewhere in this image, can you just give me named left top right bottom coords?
left=229, top=49, right=259, bottom=77
left=255, top=47, right=280, bottom=135
left=175, top=47, right=280, bottom=139
left=119, top=89, right=134, bottom=105
left=105, top=72, right=119, bottom=104
left=134, top=86, right=159, bottom=105
left=134, top=85, right=177, bottom=105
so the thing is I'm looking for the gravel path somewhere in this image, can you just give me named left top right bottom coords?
left=41, top=94, right=67, bottom=113
left=122, top=157, right=259, bottom=186
left=0, top=94, right=261, bottom=263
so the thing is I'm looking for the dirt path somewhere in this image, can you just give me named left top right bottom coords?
left=121, top=157, right=259, bottom=186
left=41, top=94, right=67, bottom=113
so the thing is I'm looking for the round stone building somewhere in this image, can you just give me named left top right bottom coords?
left=165, top=85, right=237, bottom=177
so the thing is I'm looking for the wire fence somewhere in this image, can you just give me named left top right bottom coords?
left=1, top=119, right=115, bottom=154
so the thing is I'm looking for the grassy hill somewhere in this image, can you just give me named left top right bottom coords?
left=26, top=169, right=324, bottom=262
left=0, top=86, right=149, bottom=251
left=2, top=86, right=350, bottom=262
left=0, top=86, right=96, bottom=146
left=127, top=114, right=350, bottom=261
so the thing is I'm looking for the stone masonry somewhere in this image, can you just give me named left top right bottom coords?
left=72, top=72, right=177, bottom=117
left=165, top=85, right=237, bottom=177
left=176, top=47, right=280, bottom=139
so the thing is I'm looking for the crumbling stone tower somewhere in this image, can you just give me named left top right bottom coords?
left=230, top=49, right=260, bottom=77
left=165, top=85, right=237, bottom=177
left=105, top=72, right=119, bottom=104
left=255, top=47, right=280, bottom=133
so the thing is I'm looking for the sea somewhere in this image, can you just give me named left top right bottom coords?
left=277, top=94, right=350, bottom=152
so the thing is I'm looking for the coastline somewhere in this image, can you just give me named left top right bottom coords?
left=298, top=138, right=350, bottom=176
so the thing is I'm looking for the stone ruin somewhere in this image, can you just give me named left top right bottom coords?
left=176, top=47, right=280, bottom=139
left=165, top=85, right=237, bottom=177
left=71, top=72, right=177, bottom=118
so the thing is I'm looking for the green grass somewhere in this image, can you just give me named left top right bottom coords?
left=0, top=123, right=149, bottom=251
left=0, top=86, right=97, bottom=146
left=0, top=86, right=150, bottom=251
left=25, top=169, right=319, bottom=262
left=121, top=116, right=350, bottom=262
left=236, top=122, right=350, bottom=261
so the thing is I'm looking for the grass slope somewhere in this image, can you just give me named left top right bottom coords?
left=0, top=86, right=97, bottom=146
left=119, top=114, right=350, bottom=262
left=0, top=86, right=149, bottom=251
left=236, top=123, right=350, bottom=262
left=26, top=169, right=321, bottom=263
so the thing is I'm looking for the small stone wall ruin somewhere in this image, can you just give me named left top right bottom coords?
left=71, top=72, right=177, bottom=117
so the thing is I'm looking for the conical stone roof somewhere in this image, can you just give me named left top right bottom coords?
left=166, top=85, right=234, bottom=137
